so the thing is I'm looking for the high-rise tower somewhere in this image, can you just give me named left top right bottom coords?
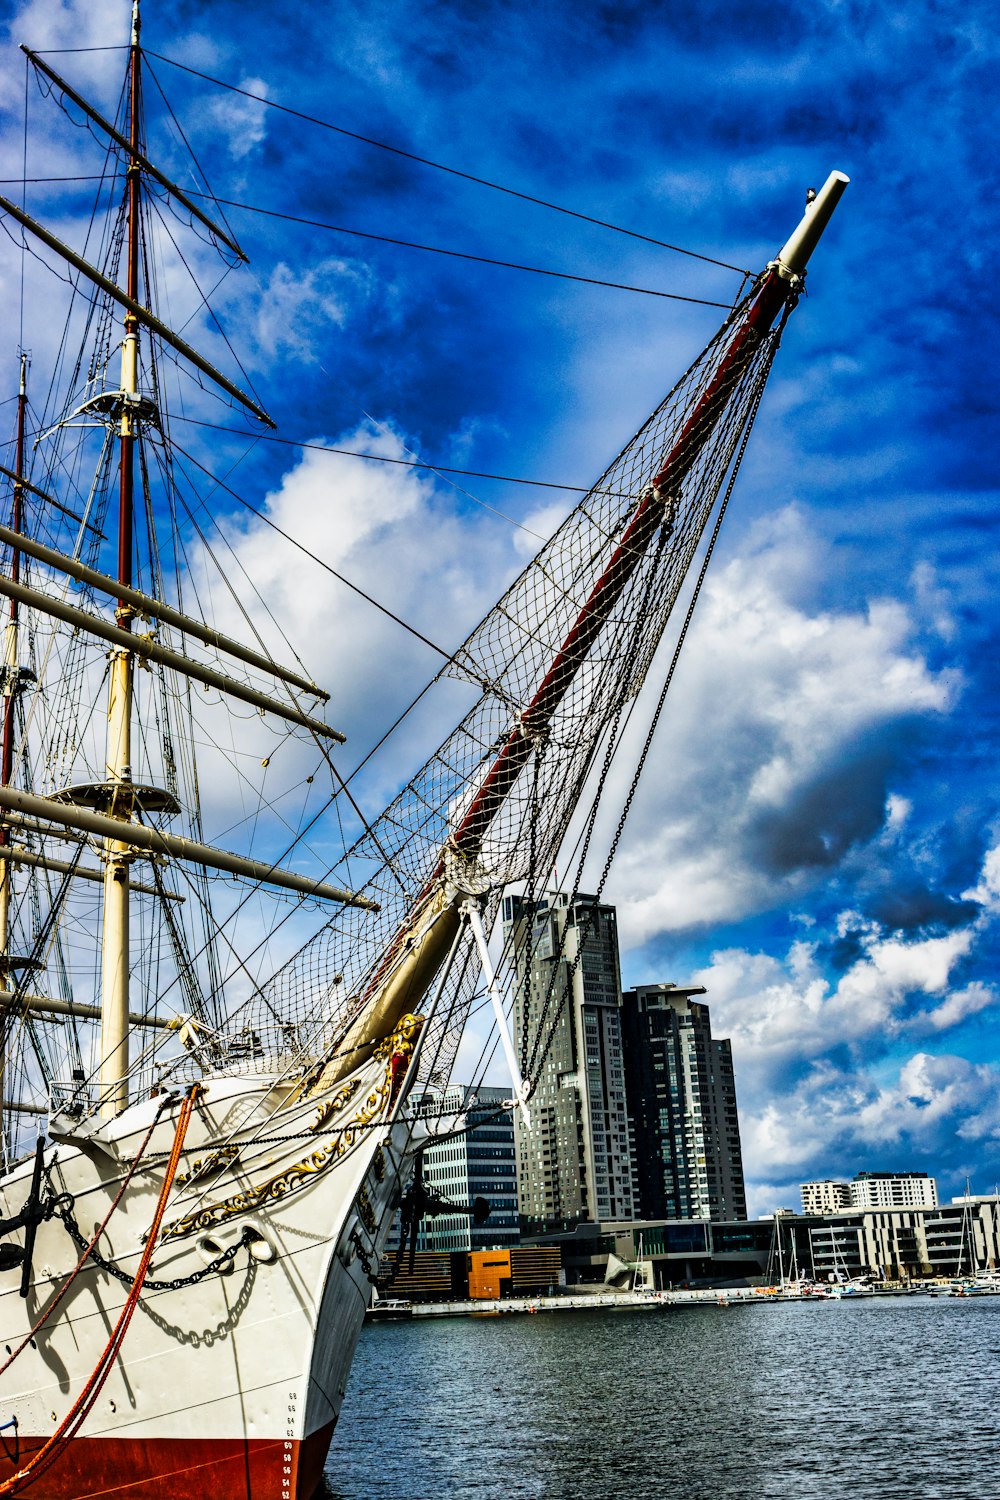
left=620, top=983, right=747, bottom=1221
left=504, top=892, right=634, bottom=1231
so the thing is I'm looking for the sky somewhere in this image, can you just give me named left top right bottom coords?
left=0, top=0, right=997, bottom=1215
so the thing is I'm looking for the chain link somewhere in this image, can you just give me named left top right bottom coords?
left=348, top=1226, right=380, bottom=1286
left=52, top=1193, right=253, bottom=1291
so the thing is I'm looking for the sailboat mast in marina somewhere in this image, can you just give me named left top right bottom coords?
left=0, top=5, right=848, bottom=1495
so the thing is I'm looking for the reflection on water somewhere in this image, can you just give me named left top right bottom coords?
left=324, top=1298, right=1000, bottom=1499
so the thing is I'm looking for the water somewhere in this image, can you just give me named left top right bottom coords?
left=322, top=1297, right=1000, bottom=1499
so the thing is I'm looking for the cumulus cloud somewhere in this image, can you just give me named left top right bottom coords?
left=183, top=418, right=520, bottom=837
left=605, top=507, right=958, bottom=943
left=691, top=919, right=987, bottom=1087
left=963, top=841, right=1000, bottom=911
left=686, top=839, right=1000, bottom=1213
left=738, top=1048, right=1000, bottom=1217
left=753, top=1053, right=1000, bottom=1168
left=209, top=77, right=269, bottom=161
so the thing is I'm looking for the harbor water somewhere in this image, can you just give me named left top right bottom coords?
left=322, top=1295, right=999, bottom=1499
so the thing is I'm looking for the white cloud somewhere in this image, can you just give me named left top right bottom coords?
left=184, top=419, right=518, bottom=836
left=209, top=77, right=269, bottom=161
left=692, top=838, right=1000, bottom=1205
left=603, top=506, right=958, bottom=942
left=248, top=257, right=376, bottom=362
left=743, top=1051, right=1000, bottom=1189
left=963, top=840, right=1000, bottom=911
left=693, top=918, right=989, bottom=1082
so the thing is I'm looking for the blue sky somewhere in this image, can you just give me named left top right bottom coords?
left=0, top=0, right=997, bottom=1214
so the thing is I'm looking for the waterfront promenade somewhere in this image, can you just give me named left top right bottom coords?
left=374, top=1281, right=947, bottom=1318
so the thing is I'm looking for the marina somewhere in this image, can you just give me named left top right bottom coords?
left=368, top=1280, right=975, bottom=1319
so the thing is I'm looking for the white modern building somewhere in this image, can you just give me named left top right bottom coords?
left=801, top=1179, right=852, bottom=1215
left=801, top=1172, right=938, bottom=1214
left=849, top=1171, right=938, bottom=1210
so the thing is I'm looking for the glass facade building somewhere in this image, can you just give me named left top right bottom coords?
left=413, top=1085, right=520, bottom=1253
left=620, top=983, right=747, bottom=1222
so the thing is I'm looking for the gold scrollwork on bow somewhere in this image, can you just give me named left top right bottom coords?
left=309, top=1077, right=361, bottom=1134
left=174, top=1142, right=242, bottom=1188
left=357, top=1185, right=376, bottom=1234
left=160, top=1013, right=422, bottom=1241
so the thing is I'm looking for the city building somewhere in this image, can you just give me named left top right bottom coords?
left=849, top=1171, right=938, bottom=1210
left=466, top=1247, right=563, bottom=1299
left=412, top=1085, right=519, bottom=1253
left=620, top=983, right=747, bottom=1221
left=800, top=1172, right=939, bottom=1214
left=801, top=1179, right=852, bottom=1215
left=523, top=1197, right=1000, bottom=1287
left=376, top=1246, right=562, bottom=1303
left=504, top=892, right=634, bottom=1231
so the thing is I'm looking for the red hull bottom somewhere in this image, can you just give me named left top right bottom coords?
left=0, top=1421, right=336, bottom=1500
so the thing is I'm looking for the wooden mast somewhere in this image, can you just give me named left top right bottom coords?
left=99, top=0, right=142, bottom=1117
left=0, top=5, right=369, bottom=1131
left=0, top=352, right=28, bottom=1133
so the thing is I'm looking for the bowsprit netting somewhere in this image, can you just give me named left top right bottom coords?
left=242, top=283, right=788, bottom=1085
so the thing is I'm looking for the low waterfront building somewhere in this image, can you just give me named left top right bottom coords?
left=524, top=1216, right=774, bottom=1288
left=801, top=1199, right=987, bottom=1279
left=801, top=1179, right=852, bottom=1215
left=620, top=983, right=747, bottom=1222
left=523, top=1197, right=1000, bottom=1287
left=405, top=1084, right=519, bottom=1253
left=466, top=1247, right=563, bottom=1299
left=377, top=1246, right=562, bottom=1302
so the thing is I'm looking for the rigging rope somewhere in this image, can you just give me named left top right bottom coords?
left=168, top=412, right=617, bottom=496
left=0, top=1098, right=169, bottom=1379
left=524, top=328, right=782, bottom=1087
left=143, top=52, right=751, bottom=276
left=179, top=192, right=734, bottom=307
left=0, top=1086, right=197, bottom=1496
left=168, top=436, right=455, bottom=662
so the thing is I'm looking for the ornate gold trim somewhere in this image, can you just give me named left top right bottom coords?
left=160, top=1014, right=422, bottom=1241
left=357, top=1185, right=376, bottom=1234
left=309, top=1077, right=360, bottom=1133
left=174, top=1142, right=241, bottom=1188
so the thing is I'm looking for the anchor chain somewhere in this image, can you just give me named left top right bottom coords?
left=47, top=1175, right=254, bottom=1290
left=347, top=1226, right=380, bottom=1286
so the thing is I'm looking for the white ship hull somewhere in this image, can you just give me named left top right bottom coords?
left=0, top=1020, right=421, bottom=1499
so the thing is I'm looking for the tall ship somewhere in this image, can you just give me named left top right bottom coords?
left=0, top=4, right=847, bottom=1496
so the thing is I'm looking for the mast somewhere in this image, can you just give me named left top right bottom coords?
left=0, top=6, right=365, bottom=1141
left=0, top=352, right=29, bottom=1132
left=99, top=0, right=142, bottom=1117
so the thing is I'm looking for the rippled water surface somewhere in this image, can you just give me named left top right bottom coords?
left=321, top=1296, right=1000, bottom=1499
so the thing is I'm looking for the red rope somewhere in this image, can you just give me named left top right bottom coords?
left=0, top=1087, right=199, bottom=1496
left=0, top=1099, right=169, bottom=1380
